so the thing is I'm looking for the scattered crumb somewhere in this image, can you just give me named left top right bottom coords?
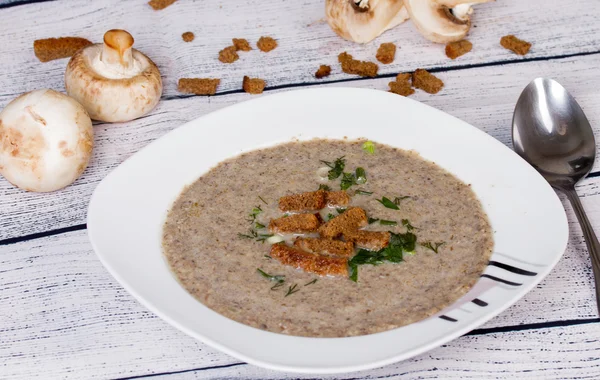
left=325, top=191, right=350, bottom=206
left=178, top=78, right=220, bottom=95
left=445, top=40, right=472, bottom=59
left=315, top=65, right=331, bottom=79
left=338, top=52, right=378, bottom=77
left=376, top=43, right=396, bottom=64
left=233, top=38, right=252, bottom=52
left=33, top=37, right=92, bottom=62
left=243, top=76, right=266, bottom=94
left=257, top=36, right=277, bottom=52
left=218, top=46, right=239, bottom=63
left=181, top=32, right=195, bottom=42
left=148, top=0, right=176, bottom=10
left=500, top=35, right=532, bottom=56
left=412, top=69, right=444, bottom=94
left=389, top=73, right=415, bottom=97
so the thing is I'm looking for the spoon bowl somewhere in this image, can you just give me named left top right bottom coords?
left=512, top=77, right=600, bottom=314
left=512, top=78, right=596, bottom=189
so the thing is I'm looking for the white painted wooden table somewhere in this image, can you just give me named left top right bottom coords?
left=1, top=0, right=600, bottom=379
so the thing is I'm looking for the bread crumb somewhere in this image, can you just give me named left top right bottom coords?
left=243, top=76, right=266, bottom=94
left=500, top=35, right=531, bottom=56
left=257, top=36, right=277, bottom=52
left=412, top=69, right=444, bottom=94
left=279, top=190, right=326, bottom=212
left=344, top=230, right=390, bottom=251
left=294, top=238, right=354, bottom=257
left=233, top=38, right=252, bottom=52
left=219, top=46, right=239, bottom=63
left=270, top=244, right=348, bottom=276
left=269, top=213, right=321, bottom=233
left=325, top=191, right=350, bottom=206
left=182, top=32, right=195, bottom=42
left=318, top=207, right=368, bottom=239
left=315, top=65, right=331, bottom=79
left=338, top=52, right=378, bottom=77
left=445, top=40, right=472, bottom=59
left=33, top=37, right=92, bottom=62
left=148, top=0, right=176, bottom=10
left=376, top=43, right=396, bottom=64
left=389, top=73, right=415, bottom=97
left=178, top=78, right=220, bottom=95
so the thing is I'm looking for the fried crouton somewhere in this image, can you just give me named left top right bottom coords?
left=269, top=213, right=321, bottom=233
left=270, top=244, right=348, bottom=276
left=148, top=0, right=176, bottom=10
left=412, top=69, right=444, bottom=94
left=294, top=237, right=355, bottom=257
left=315, top=65, right=331, bottom=79
left=182, top=32, right=195, bottom=42
left=233, top=38, right=252, bottom=51
left=178, top=78, right=220, bottom=95
left=445, top=40, right=472, bottom=59
left=279, top=190, right=326, bottom=212
left=389, top=73, right=415, bottom=97
left=242, top=76, right=266, bottom=94
left=500, top=35, right=531, bottom=56
left=325, top=191, right=350, bottom=207
left=338, top=52, right=378, bottom=78
left=257, top=36, right=277, bottom=52
left=318, top=207, right=368, bottom=239
left=376, top=43, right=396, bottom=64
left=33, top=37, right=92, bottom=62
left=218, top=46, right=239, bottom=63
left=344, top=230, right=390, bottom=251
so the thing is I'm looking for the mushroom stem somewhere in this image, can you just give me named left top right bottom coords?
left=101, top=29, right=134, bottom=68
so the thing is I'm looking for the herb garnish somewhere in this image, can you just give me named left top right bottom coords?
left=362, top=141, right=375, bottom=154
left=394, top=196, right=411, bottom=205
left=355, top=167, right=367, bottom=185
left=318, top=184, right=331, bottom=191
left=247, top=205, right=263, bottom=223
left=368, top=217, right=380, bottom=224
left=238, top=229, right=272, bottom=243
left=271, top=282, right=285, bottom=290
left=304, top=279, right=318, bottom=286
left=348, top=232, right=417, bottom=282
left=263, top=255, right=272, bottom=259
left=421, top=242, right=445, bottom=253
left=402, top=219, right=415, bottom=231
left=327, top=213, right=336, bottom=221
left=285, top=284, right=300, bottom=297
left=340, top=172, right=356, bottom=190
left=320, top=157, right=345, bottom=180
left=258, top=196, right=268, bottom=205
left=336, top=207, right=347, bottom=214
left=355, top=189, right=373, bottom=196
left=257, top=268, right=285, bottom=283
left=380, top=219, right=397, bottom=226
left=377, top=196, right=399, bottom=210
left=255, top=222, right=266, bottom=229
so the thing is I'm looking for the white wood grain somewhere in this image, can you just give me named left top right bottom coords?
left=2, top=53, right=600, bottom=240
left=0, top=223, right=598, bottom=379
left=0, top=0, right=599, bottom=106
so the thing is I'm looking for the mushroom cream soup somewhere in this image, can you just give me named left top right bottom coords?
left=162, top=139, right=493, bottom=338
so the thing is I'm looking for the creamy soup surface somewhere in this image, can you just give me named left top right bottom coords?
left=162, top=139, right=493, bottom=338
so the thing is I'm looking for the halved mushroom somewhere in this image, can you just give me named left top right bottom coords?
left=326, top=0, right=409, bottom=44
left=0, top=89, right=93, bottom=192
left=404, top=0, right=494, bottom=43
left=64, top=29, right=162, bottom=122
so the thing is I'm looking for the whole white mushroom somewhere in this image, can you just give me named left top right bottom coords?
left=65, top=29, right=162, bottom=123
left=0, top=89, right=93, bottom=192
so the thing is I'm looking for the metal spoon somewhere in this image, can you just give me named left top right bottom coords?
left=512, top=77, right=600, bottom=313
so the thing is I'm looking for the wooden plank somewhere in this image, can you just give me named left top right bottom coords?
left=0, top=213, right=598, bottom=379
left=1, top=53, right=600, bottom=240
left=0, top=0, right=599, bottom=106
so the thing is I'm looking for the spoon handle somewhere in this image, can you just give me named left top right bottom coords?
left=563, top=187, right=600, bottom=314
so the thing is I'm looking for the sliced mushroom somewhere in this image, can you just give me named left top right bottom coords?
left=404, top=0, right=494, bottom=43
left=64, top=29, right=162, bottom=122
left=0, top=89, right=93, bottom=192
left=326, top=0, right=409, bottom=44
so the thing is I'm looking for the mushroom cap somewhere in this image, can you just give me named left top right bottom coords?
left=64, top=43, right=162, bottom=123
left=326, top=0, right=408, bottom=44
left=0, top=89, right=93, bottom=192
left=405, top=0, right=493, bottom=43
